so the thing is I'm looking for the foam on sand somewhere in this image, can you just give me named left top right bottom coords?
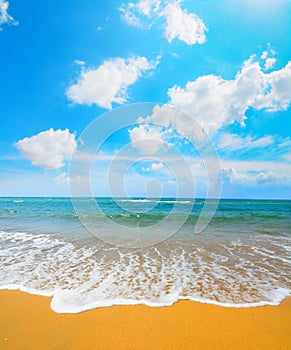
left=0, top=230, right=290, bottom=313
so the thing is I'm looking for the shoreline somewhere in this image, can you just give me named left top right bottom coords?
left=0, top=291, right=290, bottom=349
left=1, top=285, right=290, bottom=313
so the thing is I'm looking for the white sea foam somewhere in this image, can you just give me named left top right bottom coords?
left=0, top=230, right=290, bottom=314
left=116, top=199, right=192, bottom=204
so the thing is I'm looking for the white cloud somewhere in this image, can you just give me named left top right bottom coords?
left=260, top=46, right=276, bottom=70
left=278, top=138, right=291, bottom=149
left=128, top=105, right=216, bottom=166
left=67, top=56, right=157, bottom=109
left=168, top=56, right=291, bottom=133
left=138, top=0, right=161, bottom=15
left=264, top=57, right=276, bottom=70
left=120, top=0, right=207, bottom=45
left=255, top=171, right=283, bottom=184
left=73, top=59, right=85, bottom=66
left=54, top=172, right=69, bottom=184
left=120, top=0, right=161, bottom=28
left=15, top=129, right=77, bottom=169
left=151, top=162, right=164, bottom=170
left=261, top=51, right=268, bottom=60
left=142, top=162, right=164, bottom=171
left=218, top=133, right=274, bottom=151
left=253, top=61, right=291, bottom=111
left=222, top=166, right=247, bottom=184
left=221, top=159, right=291, bottom=187
left=120, top=5, right=142, bottom=27
left=163, top=2, right=207, bottom=45
left=221, top=159, right=291, bottom=174
left=0, top=0, right=18, bottom=29
left=222, top=166, right=290, bottom=186
left=140, top=104, right=208, bottom=145
left=129, top=124, right=164, bottom=154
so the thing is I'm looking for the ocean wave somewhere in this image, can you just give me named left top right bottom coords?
left=0, top=230, right=290, bottom=314
left=116, top=199, right=193, bottom=204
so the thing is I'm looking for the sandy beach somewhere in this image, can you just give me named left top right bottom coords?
left=0, top=291, right=290, bottom=350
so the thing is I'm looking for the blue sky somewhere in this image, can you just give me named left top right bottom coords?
left=0, top=0, right=290, bottom=198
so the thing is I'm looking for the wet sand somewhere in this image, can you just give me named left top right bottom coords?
left=0, top=291, right=290, bottom=349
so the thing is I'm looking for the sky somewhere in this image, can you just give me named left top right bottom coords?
left=0, top=0, right=291, bottom=198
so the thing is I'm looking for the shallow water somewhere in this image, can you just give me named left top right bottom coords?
left=0, top=197, right=290, bottom=313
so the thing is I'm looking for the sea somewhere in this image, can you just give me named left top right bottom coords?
left=0, top=197, right=290, bottom=313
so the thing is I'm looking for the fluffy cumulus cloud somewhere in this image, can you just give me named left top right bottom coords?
left=168, top=55, right=291, bottom=133
left=15, top=129, right=77, bottom=169
left=139, top=104, right=208, bottom=144
left=120, top=0, right=207, bottom=45
left=163, top=2, right=207, bottom=45
left=129, top=104, right=217, bottom=157
left=0, top=0, right=18, bottom=29
left=67, top=56, right=157, bottom=109
left=129, top=124, right=164, bottom=154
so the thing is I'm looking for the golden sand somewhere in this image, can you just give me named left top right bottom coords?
left=0, top=291, right=290, bottom=350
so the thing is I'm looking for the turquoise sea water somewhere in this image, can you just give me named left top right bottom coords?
left=0, top=197, right=290, bottom=313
